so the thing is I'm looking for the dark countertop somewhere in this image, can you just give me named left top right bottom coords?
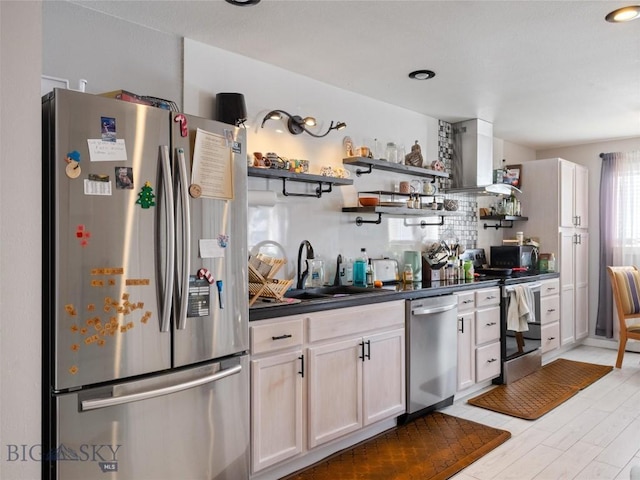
left=249, top=272, right=560, bottom=321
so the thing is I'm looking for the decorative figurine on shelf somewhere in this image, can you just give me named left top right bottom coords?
left=343, top=136, right=355, bottom=157
left=430, top=159, right=445, bottom=171
left=404, top=140, right=424, bottom=167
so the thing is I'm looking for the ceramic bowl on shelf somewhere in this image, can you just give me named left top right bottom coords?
left=444, top=199, right=458, bottom=211
left=359, top=197, right=380, bottom=207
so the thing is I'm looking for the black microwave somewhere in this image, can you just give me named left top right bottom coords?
left=490, top=245, right=539, bottom=269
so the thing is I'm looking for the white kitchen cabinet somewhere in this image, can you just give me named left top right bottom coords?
left=540, top=279, right=561, bottom=353
left=307, top=301, right=405, bottom=448
left=455, top=287, right=500, bottom=392
left=521, top=158, right=589, bottom=348
left=474, top=287, right=501, bottom=382
left=250, top=318, right=305, bottom=473
left=455, top=292, right=475, bottom=391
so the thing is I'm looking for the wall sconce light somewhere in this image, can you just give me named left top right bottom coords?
left=261, top=110, right=346, bottom=138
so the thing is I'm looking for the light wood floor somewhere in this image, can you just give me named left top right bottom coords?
left=445, top=345, right=640, bottom=480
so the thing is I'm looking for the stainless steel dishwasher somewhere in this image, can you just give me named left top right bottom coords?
left=399, top=295, right=458, bottom=424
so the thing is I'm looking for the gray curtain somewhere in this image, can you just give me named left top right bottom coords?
left=596, top=152, right=622, bottom=337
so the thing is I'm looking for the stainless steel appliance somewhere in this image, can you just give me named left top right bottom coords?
left=490, top=245, right=538, bottom=270
left=498, top=280, right=542, bottom=384
left=399, top=295, right=458, bottom=424
left=42, top=89, right=249, bottom=479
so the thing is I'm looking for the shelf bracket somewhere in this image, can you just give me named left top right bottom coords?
left=403, top=217, right=444, bottom=228
left=355, top=213, right=383, bottom=226
left=281, top=178, right=332, bottom=198
left=355, top=164, right=373, bottom=177
left=483, top=220, right=514, bottom=230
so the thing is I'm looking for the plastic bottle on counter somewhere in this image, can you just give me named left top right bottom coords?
left=353, top=248, right=369, bottom=287
left=345, top=258, right=354, bottom=285
left=403, top=264, right=414, bottom=284
left=463, top=260, right=474, bottom=281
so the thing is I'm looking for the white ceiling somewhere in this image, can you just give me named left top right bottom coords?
left=73, top=0, right=640, bottom=150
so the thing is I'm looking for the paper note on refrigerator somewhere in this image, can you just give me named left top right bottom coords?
left=190, top=128, right=233, bottom=200
left=87, top=139, right=128, bottom=162
left=199, top=239, right=224, bottom=259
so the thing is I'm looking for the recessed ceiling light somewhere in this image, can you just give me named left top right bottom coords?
left=408, top=70, right=436, bottom=80
left=605, top=5, right=640, bottom=22
left=225, top=0, right=261, bottom=6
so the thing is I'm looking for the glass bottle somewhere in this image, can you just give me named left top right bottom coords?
left=385, top=142, right=398, bottom=163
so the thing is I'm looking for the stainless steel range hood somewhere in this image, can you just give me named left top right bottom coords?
left=448, top=119, right=520, bottom=195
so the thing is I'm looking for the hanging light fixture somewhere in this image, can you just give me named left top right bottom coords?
left=260, top=110, right=346, bottom=138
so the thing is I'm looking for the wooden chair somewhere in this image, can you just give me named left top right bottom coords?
left=607, top=266, right=640, bottom=368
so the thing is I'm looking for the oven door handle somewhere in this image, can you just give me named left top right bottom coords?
left=505, top=281, right=542, bottom=293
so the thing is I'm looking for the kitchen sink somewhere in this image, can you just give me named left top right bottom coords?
left=284, top=285, right=388, bottom=301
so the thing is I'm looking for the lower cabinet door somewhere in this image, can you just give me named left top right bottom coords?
left=457, top=312, right=475, bottom=391
left=251, top=351, right=303, bottom=472
left=362, top=329, right=406, bottom=426
left=476, top=342, right=501, bottom=383
left=307, top=338, right=362, bottom=448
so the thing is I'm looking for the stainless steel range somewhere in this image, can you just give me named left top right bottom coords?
left=497, top=278, right=542, bottom=384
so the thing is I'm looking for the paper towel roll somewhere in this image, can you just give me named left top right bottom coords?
left=248, top=190, right=277, bottom=206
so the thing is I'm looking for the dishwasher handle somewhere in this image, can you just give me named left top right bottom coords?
left=412, top=303, right=457, bottom=316
left=80, top=364, right=241, bottom=411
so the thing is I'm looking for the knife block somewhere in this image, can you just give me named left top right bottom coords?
left=421, top=257, right=444, bottom=285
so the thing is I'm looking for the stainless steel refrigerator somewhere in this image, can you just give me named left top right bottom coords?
left=42, top=89, right=249, bottom=480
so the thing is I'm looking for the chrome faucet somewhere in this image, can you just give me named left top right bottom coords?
left=296, top=240, right=315, bottom=289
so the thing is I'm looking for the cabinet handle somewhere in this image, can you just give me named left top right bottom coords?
left=486, top=295, right=497, bottom=300
left=365, top=340, right=371, bottom=360
left=485, top=322, right=497, bottom=326
left=547, top=336, right=556, bottom=340
left=547, top=308, right=556, bottom=313
left=463, top=299, right=473, bottom=304
left=458, top=318, right=464, bottom=333
left=272, top=334, right=293, bottom=341
left=487, top=358, right=497, bottom=363
left=546, top=287, right=556, bottom=292
left=298, top=354, right=304, bottom=378
left=359, top=341, right=365, bottom=361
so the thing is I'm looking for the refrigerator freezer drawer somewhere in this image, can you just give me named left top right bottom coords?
left=53, top=355, right=249, bottom=480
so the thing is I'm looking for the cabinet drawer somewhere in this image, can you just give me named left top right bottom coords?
left=476, top=342, right=501, bottom=383
left=308, top=300, right=404, bottom=343
left=475, top=287, right=500, bottom=308
left=541, top=322, right=560, bottom=353
left=540, top=295, right=560, bottom=324
left=541, top=279, right=560, bottom=298
left=455, top=291, right=475, bottom=312
left=475, top=307, right=500, bottom=345
left=251, top=318, right=304, bottom=355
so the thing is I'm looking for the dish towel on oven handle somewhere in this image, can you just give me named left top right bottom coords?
left=507, top=285, right=536, bottom=332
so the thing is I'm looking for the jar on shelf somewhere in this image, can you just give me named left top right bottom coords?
left=385, top=142, right=398, bottom=163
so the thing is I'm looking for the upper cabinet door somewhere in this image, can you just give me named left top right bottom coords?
left=574, top=164, right=589, bottom=229
left=559, top=160, right=576, bottom=228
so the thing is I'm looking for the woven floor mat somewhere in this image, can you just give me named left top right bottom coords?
left=283, top=412, right=510, bottom=480
left=467, top=359, right=613, bottom=420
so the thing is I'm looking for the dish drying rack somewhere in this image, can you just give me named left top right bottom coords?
left=248, top=253, right=293, bottom=306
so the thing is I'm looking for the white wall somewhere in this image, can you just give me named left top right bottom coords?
left=537, top=137, right=640, bottom=339
left=0, top=2, right=42, bottom=479
left=42, top=1, right=182, bottom=105
left=183, top=39, right=448, bottom=279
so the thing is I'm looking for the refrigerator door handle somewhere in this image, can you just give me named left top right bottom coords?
left=81, top=363, right=242, bottom=411
left=159, top=145, right=175, bottom=333
left=176, top=148, right=191, bottom=330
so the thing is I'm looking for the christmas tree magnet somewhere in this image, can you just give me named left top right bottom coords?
left=136, top=181, right=156, bottom=209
